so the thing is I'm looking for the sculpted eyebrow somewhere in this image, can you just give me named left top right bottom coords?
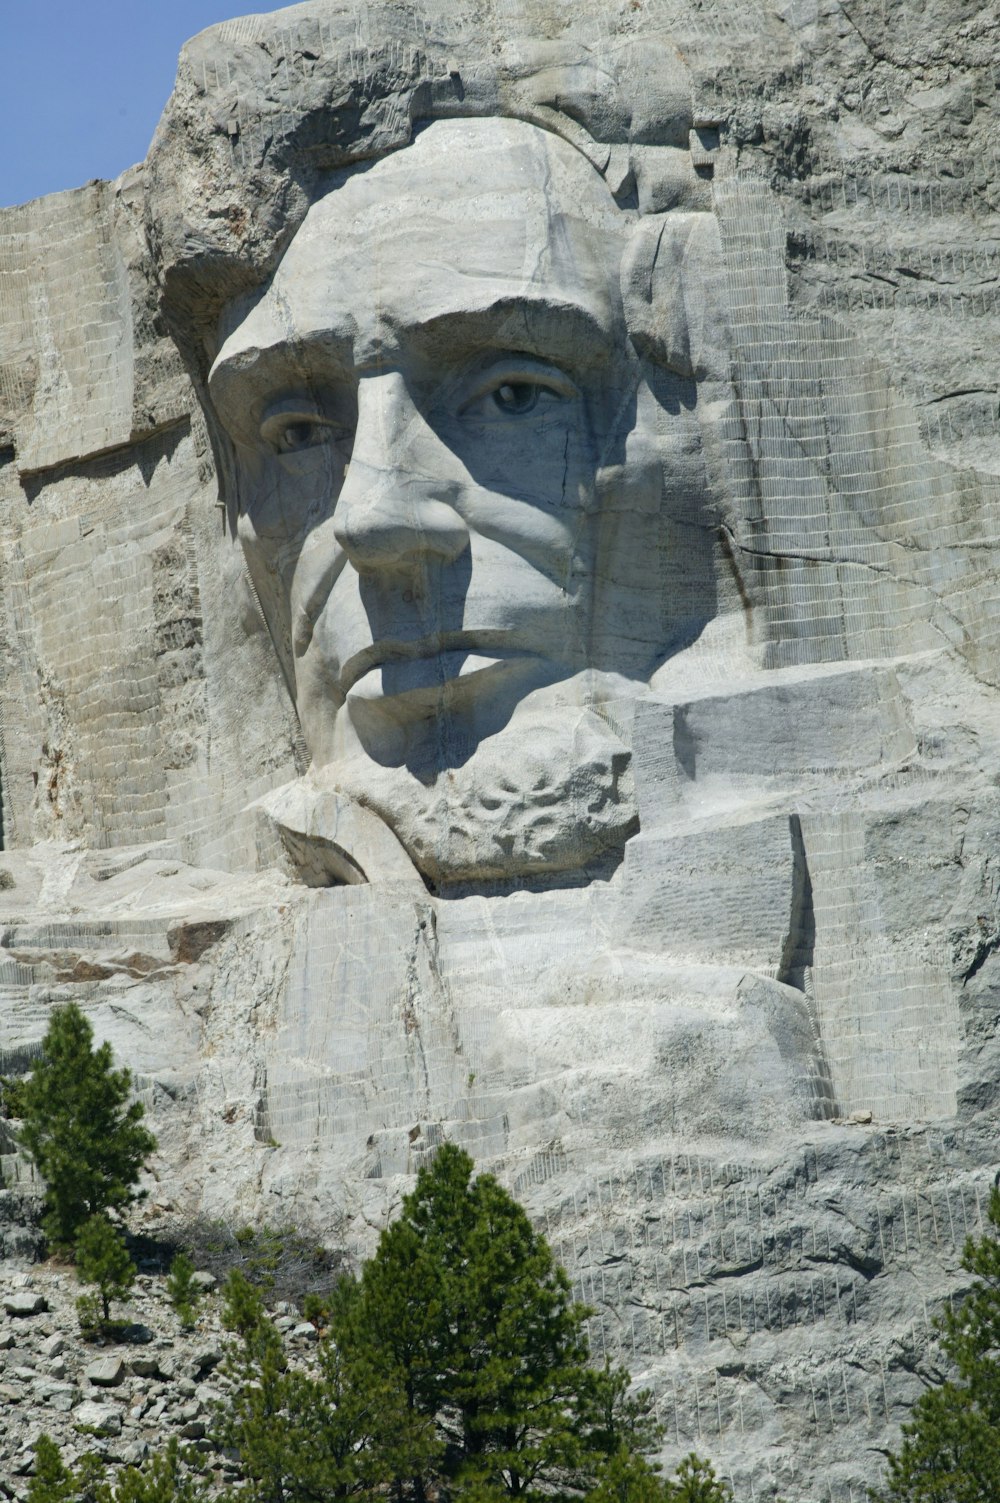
left=241, top=328, right=355, bottom=385
left=410, top=299, right=615, bottom=369
left=209, top=295, right=615, bottom=442
left=209, top=330, right=354, bottom=441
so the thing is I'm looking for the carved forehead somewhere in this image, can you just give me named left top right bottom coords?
left=213, top=117, right=628, bottom=390
left=312, top=114, right=627, bottom=238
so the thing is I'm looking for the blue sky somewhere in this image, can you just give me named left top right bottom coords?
left=2, top=1, right=264, bottom=208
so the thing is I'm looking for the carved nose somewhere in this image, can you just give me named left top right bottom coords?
left=333, top=372, right=469, bottom=574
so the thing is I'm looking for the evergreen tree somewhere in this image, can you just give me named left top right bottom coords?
left=215, top=1268, right=437, bottom=1503
left=166, top=1251, right=201, bottom=1331
left=27, top=1435, right=206, bottom=1503
left=872, top=1184, right=1000, bottom=1502
left=215, top=1270, right=292, bottom=1503
left=585, top=1447, right=669, bottom=1503
left=582, top=1362, right=663, bottom=1461
left=18, top=1002, right=156, bottom=1248
left=331, top=1142, right=637, bottom=1502
left=95, top=1439, right=208, bottom=1503
left=75, top=1214, right=136, bottom=1328
left=27, top=1149, right=740, bottom=1503
left=662, top=1456, right=733, bottom=1503
left=198, top=1146, right=732, bottom=1503
left=26, top=1436, right=75, bottom=1503
left=27, top=1437, right=105, bottom=1503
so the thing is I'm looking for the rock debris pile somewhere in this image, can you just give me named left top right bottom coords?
left=0, top=1259, right=314, bottom=1493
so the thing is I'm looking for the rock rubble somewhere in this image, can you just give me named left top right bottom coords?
left=0, top=1259, right=311, bottom=1493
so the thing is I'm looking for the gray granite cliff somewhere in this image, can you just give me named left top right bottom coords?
left=3, top=4, right=1000, bottom=1497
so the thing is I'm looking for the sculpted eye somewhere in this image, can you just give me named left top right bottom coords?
left=276, top=420, right=324, bottom=453
left=460, top=359, right=578, bottom=423
left=260, top=415, right=332, bottom=454
left=493, top=382, right=540, bottom=416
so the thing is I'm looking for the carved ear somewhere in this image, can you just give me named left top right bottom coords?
left=621, top=213, right=731, bottom=382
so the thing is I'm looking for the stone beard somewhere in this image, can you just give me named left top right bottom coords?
left=209, top=116, right=723, bottom=887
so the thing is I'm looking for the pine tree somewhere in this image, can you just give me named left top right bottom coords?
left=27, top=1435, right=206, bottom=1503
left=215, top=1270, right=292, bottom=1503
left=196, top=1146, right=732, bottom=1503
left=583, top=1362, right=664, bottom=1460
left=18, top=1002, right=156, bottom=1249
left=94, top=1440, right=209, bottom=1503
left=662, top=1455, right=733, bottom=1503
left=872, top=1184, right=1000, bottom=1502
left=585, top=1448, right=669, bottom=1503
left=215, top=1268, right=436, bottom=1503
left=166, top=1251, right=201, bottom=1331
left=75, top=1214, right=136, bottom=1328
left=27, top=1437, right=105, bottom=1503
left=26, top=1436, right=75, bottom=1503
left=331, top=1142, right=636, bottom=1501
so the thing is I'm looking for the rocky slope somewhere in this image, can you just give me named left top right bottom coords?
left=0, top=1231, right=322, bottom=1494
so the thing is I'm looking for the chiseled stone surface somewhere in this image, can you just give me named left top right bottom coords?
left=3, top=1, right=1000, bottom=1497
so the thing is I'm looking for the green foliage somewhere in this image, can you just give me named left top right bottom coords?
left=166, top=1251, right=200, bottom=1330
left=331, top=1141, right=604, bottom=1500
left=27, top=1437, right=105, bottom=1503
left=302, top=1289, right=333, bottom=1328
left=872, top=1185, right=1000, bottom=1502
left=662, top=1454, right=734, bottom=1502
left=203, top=1145, right=655, bottom=1503
left=0, top=1073, right=28, bottom=1119
left=94, top=1439, right=209, bottom=1502
left=66, top=1454, right=106, bottom=1503
left=586, top=1447, right=671, bottom=1503
left=216, top=1267, right=294, bottom=1501
left=27, top=1436, right=75, bottom=1503
left=75, top=1291, right=103, bottom=1341
left=586, top=1451, right=733, bottom=1503
left=41, top=1143, right=738, bottom=1503
left=215, top=1267, right=431, bottom=1503
left=75, top=1213, right=136, bottom=1329
left=17, top=1002, right=156, bottom=1249
left=583, top=1362, right=663, bottom=1460
left=27, top=1435, right=207, bottom=1503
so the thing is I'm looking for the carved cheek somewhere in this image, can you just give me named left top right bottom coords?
left=454, top=479, right=583, bottom=591
left=289, top=518, right=352, bottom=664
left=244, top=448, right=340, bottom=538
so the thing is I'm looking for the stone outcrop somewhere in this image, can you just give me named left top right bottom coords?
left=3, top=2, right=1000, bottom=1498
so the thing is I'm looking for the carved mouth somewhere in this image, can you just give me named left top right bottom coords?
left=338, top=633, right=530, bottom=698
left=345, top=646, right=535, bottom=705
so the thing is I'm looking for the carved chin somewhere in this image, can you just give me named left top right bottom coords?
left=341, top=707, right=637, bottom=886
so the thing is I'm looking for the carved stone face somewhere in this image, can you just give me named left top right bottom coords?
left=210, top=116, right=718, bottom=884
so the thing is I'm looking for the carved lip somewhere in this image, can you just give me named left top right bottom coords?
left=347, top=651, right=537, bottom=707
left=338, top=632, right=534, bottom=697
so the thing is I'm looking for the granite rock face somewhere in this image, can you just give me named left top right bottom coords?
left=3, top=2, right=1000, bottom=1497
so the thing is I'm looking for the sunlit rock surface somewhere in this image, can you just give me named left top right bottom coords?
left=3, top=3, right=1000, bottom=1496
